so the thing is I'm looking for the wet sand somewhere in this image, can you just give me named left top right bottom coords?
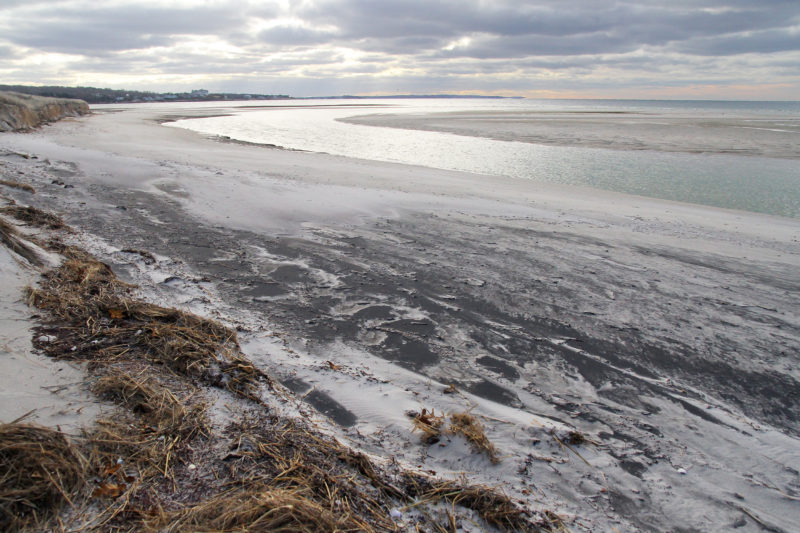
left=342, top=110, right=800, bottom=159
left=1, top=105, right=799, bottom=532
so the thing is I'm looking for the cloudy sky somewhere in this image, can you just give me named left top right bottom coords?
left=1, top=0, right=798, bottom=99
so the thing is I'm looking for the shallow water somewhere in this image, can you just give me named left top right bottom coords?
left=165, top=98, right=800, bottom=218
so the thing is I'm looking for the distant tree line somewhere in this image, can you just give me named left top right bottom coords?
left=0, top=85, right=291, bottom=104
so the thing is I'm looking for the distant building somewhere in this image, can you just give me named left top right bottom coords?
left=190, top=89, right=209, bottom=97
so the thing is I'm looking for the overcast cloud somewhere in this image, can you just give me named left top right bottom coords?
left=0, top=0, right=798, bottom=99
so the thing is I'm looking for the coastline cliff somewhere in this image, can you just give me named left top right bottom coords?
left=0, top=91, right=90, bottom=132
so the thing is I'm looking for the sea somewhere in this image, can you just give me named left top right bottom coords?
left=164, top=98, right=800, bottom=218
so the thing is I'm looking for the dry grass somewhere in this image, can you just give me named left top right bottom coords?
left=411, top=409, right=500, bottom=463
left=26, top=256, right=270, bottom=402
left=93, top=372, right=207, bottom=442
left=120, top=248, right=156, bottom=264
left=156, top=486, right=365, bottom=532
left=447, top=412, right=500, bottom=464
left=0, top=179, right=35, bottom=193
left=403, top=474, right=562, bottom=532
left=0, top=216, right=42, bottom=266
left=1, top=204, right=65, bottom=229
left=215, top=416, right=393, bottom=532
left=0, top=423, right=86, bottom=530
left=410, top=408, right=446, bottom=444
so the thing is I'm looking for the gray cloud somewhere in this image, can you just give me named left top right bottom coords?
left=675, top=29, right=800, bottom=56
left=0, top=0, right=798, bottom=98
left=258, top=26, right=340, bottom=46
left=1, top=3, right=254, bottom=54
left=0, top=44, right=19, bottom=59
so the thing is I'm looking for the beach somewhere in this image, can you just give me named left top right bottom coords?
left=2, top=104, right=799, bottom=531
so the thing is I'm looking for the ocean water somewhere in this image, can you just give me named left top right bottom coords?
left=165, top=99, right=800, bottom=218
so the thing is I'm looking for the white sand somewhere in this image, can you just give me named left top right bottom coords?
left=0, top=223, right=102, bottom=432
left=11, top=105, right=799, bottom=258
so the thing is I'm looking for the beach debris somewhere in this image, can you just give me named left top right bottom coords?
left=564, top=430, right=589, bottom=446
left=14, top=219, right=551, bottom=531
left=0, top=204, right=66, bottom=229
left=0, top=215, right=44, bottom=265
left=447, top=412, right=500, bottom=464
left=443, top=383, right=458, bottom=394
left=120, top=247, right=157, bottom=264
left=93, top=373, right=207, bottom=437
left=553, top=428, right=595, bottom=447
left=155, top=486, right=366, bottom=532
left=92, top=461, right=135, bottom=499
left=0, top=423, right=86, bottom=530
left=411, top=408, right=445, bottom=444
left=26, top=254, right=271, bottom=402
left=92, top=482, right=127, bottom=499
left=326, top=360, right=342, bottom=371
left=390, top=508, right=403, bottom=520
left=50, top=179, right=73, bottom=188
left=410, top=409, right=500, bottom=462
left=402, top=473, right=563, bottom=532
left=0, top=179, right=35, bottom=193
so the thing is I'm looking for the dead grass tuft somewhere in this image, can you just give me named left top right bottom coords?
left=157, top=486, right=365, bottom=532
left=0, top=423, right=86, bottom=530
left=563, top=430, right=588, bottom=446
left=1, top=204, right=65, bottom=229
left=410, top=409, right=500, bottom=463
left=410, top=408, right=445, bottom=444
left=217, top=417, right=392, bottom=531
left=403, top=474, right=562, bottom=532
left=26, top=256, right=270, bottom=402
left=447, top=412, right=500, bottom=464
left=0, top=179, right=36, bottom=193
left=0, top=216, right=43, bottom=265
left=93, top=372, right=207, bottom=441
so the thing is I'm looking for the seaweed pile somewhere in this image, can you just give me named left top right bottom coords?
left=0, top=199, right=563, bottom=532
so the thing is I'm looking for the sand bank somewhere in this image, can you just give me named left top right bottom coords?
left=1, top=105, right=799, bottom=531
left=341, top=109, right=800, bottom=160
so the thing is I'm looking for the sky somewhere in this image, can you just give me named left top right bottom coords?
left=1, top=0, right=799, bottom=99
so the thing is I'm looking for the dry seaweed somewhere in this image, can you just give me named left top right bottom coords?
left=0, top=216, right=42, bottom=265
left=120, top=248, right=156, bottom=264
left=403, top=474, right=562, bottom=532
left=26, top=256, right=270, bottom=401
left=217, top=416, right=394, bottom=531
left=410, top=409, right=500, bottom=463
left=410, top=408, right=446, bottom=444
left=93, top=372, right=207, bottom=441
left=0, top=179, right=36, bottom=193
left=0, top=423, right=86, bottom=530
left=157, top=486, right=366, bottom=532
left=1, top=204, right=65, bottom=229
left=447, top=412, right=500, bottom=464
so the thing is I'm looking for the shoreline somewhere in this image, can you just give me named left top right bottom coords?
left=160, top=101, right=800, bottom=219
left=1, top=107, right=799, bottom=531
